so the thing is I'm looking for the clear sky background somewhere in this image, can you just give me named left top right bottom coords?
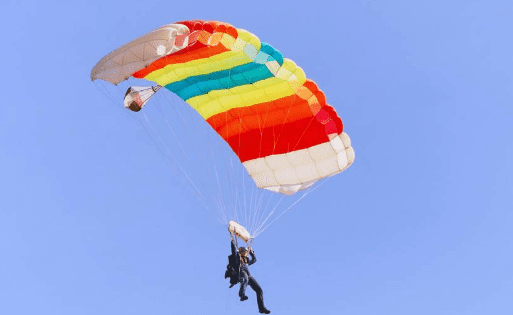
left=1, top=1, right=512, bottom=314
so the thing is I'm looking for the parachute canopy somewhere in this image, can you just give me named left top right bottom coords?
left=91, top=20, right=354, bottom=196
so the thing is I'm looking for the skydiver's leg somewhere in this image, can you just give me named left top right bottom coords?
left=238, top=271, right=249, bottom=301
left=248, top=276, right=269, bottom=313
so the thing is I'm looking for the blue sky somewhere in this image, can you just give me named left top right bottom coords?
left=1, top=0, right=512, bottom=314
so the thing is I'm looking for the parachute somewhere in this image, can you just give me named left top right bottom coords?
left=91, top=20, right=354, bottom=239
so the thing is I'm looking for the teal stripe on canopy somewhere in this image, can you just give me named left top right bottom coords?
left=165, top=43, right=284, bottom=101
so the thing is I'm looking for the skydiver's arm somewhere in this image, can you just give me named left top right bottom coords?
left=248, top=251, right=257, bottom=265
left=231, top=239, right=237, bottom=256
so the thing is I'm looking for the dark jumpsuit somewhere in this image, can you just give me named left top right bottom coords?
left=226, top=240, right=267, bottom=312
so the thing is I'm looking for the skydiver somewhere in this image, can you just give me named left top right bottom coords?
left=225, top=234, right=271, bottom=314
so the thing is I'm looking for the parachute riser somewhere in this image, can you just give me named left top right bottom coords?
left=246, top=237, right=254, bottom=249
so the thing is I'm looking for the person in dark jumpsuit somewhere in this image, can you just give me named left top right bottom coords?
left=225, top=234, right=271, bottom=314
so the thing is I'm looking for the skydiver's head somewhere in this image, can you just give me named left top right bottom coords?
left=238, top=247, right=248, bottom=257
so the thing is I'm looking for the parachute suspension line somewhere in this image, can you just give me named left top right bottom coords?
left=154, top=92, right=214, bottom=207
left=234, top=191, right=239, bottom=227
left=155, top=99, right=229, bottom=221
left=94, top=81, right=118, bottom=106
left=93, top=81, right=141, bottom=124
left=214, top=70, right=238, bottom=224
left=162, top=89, right=229, bottom=224
left=229, top=88, right=249, bottom=230
left=207, top=116, right=239, bottom=226
left=234, top=158, right=247, bottom=227
left=247, top=177, right=256, bottom=235
left=247, top=170, right=258, bottom=234
left=140, top=112, right=212, bottom=213
left=244, top=170, right=250, bottom=230
left=161, top=90, right=190, bottom=130
left=225, top=149, right=238, bottom=224
left=198, top=133, right=227, bottom=222
left=249, top=189, right=264, bottom=236
left=203, top=127, right=228, bottom=225
left=153, top=101, right=190, bottom=162
left=252, top=182, right=263, bottom=234
left=225, top=157, right=241, bottom=226
left=203, top=115, right=231, bottom=225
left=248, top=189, right=257, bottom=236
left=208, top=130, right=231, bottom=224
left=240, top=161, right=246, bottom=229
left=250, top=187, right=261, bottom=235
left=183, top=74, right=231, bottom=223
left=226, top=156, right=237, bottom=225
left=210, top=148, right=228, bottom=224
left=253, top=191, right=277, bottom=236
left=252, top=190, right=266, bottom=235
left=140, top=111, right=196, bottom=193
left=198, top=94, right=236, bottom=225
left=214, top=197, right=227, bottom=225
left=228, top=155, right=238, bottom=223
left=254, top=177, right=332, bottom=238
left=189, top=106, right=223, bottom=221
left=252, top=195, right=285, bottom=238
left=94, top=79, right=212, bottom=214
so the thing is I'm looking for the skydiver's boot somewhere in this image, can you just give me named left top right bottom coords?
left=240, top=295, right=248, bottom=301
left=259, top=308, right=271, bottom=314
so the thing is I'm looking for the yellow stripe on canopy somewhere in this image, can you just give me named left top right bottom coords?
left=187, top=59, right=307, bottom=119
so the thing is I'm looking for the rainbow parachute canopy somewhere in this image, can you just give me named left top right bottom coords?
left=91, top=20, right=354, bottom=195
